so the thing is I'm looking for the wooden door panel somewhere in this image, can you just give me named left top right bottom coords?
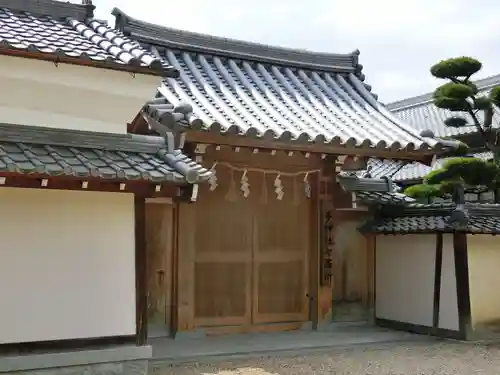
left=253, top=260, right=307, bottom=323
left=192, top=168, right=253, bottom=327
left=194, top=262, right=250, bottom=326
left=252, top=174, right=309, bottom=324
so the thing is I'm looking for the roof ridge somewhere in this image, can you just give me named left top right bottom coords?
left=0, top=0, right=94, bottom=21
left=386, top=72, right=500, bottom=112
left=0, top=123, right=168, bottom=154
left=112, top=7, right=361, bottom=73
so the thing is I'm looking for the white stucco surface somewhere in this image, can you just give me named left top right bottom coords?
left=468, top=235, right=500, bottom=329
left=0, top=188, right=136, bottom=344
left=438, top=235, right=459, bottom=331
left=375, top=234, right=435, bottom=326
left=0, top=55, right=160, bottom=133
left=375, top=234, right=459, bottom=331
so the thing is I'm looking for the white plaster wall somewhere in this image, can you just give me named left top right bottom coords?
left=0, top=55, right=161, bottom=133
left=375, top=234, right=435, bottom=326
left=438, top=234, right=459, bottom=331
left=0, top=188, right=136, bottom=344
left=467, top=235, right=500, bottom=329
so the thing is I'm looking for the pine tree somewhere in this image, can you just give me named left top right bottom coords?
left=404, top=57, right=500, bottom=202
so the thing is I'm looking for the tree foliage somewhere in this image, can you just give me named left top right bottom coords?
left=404, top=57, right=500, bottom=201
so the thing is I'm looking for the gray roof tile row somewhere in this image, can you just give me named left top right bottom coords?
left=0, top=123, right=211, bottom=184
left=368, top=151, right=493, bottom=183
left=0, top=0, right=177, bottom=76
left=386, top=73, right=500, bottom=138
left=338, top=175, right=500, bottom=234
left=361, top=210, right=500, bottom=234
left=113, top=9, right=450, bottom=154
left=355, top=190, right=416, bottom=206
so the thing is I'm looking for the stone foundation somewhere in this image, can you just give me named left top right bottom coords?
left=0, top=345, right=151, bottom=375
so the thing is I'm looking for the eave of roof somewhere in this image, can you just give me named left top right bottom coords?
left=0, top=123, right=211, bottom=184
left=0, top=0, right=178, bottom=77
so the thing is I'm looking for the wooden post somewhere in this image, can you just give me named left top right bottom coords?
left=309, top=172, right=321, bottom=329
left=170, top=203, right=180, bottom=337
left=135, top=195, right=148, bottom=345
left=365, top=233, right=376, bottom=321
left=432, top=233, right=443, bottom=333
left=453, top=232, right=472, bottom=340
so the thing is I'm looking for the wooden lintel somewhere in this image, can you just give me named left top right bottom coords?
left=0, top=173, right=180, bottom=198
left=186, top=131, right=433, bottom=162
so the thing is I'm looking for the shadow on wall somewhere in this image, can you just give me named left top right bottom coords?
left=331, top=221, right=369, bottom=322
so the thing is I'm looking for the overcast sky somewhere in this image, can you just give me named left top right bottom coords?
left=92, top=0, right=500, bottom=104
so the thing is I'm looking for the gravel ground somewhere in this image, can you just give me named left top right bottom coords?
left=151, top=341, right=500, bottom=374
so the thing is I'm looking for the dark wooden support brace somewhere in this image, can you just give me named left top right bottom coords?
left=134, top=195, right=148, bottom=345
left=453, top=232, right=472, bottom=340
left=432, top=233, right=443, bottom=333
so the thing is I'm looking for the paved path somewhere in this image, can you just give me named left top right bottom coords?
left=150, top=326, right=426, bottom=364
left=151, top=341, right=500, bottom=374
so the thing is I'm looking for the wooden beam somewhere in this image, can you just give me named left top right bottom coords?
left=128, top=112, right=149, bottom=134
left=0, top=173, right=180, bottom=198
left=134, top=195, right=148, bottom=345
left=453, top=232, right=472, bottom=340
left=432, top=233, right=443, bottom=333
left=186, top=131, right=434, bottom=161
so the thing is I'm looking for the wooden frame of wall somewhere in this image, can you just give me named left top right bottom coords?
left=0, top=172, right=185, bottom=354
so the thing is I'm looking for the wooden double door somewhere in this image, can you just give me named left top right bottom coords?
left=191, top=171, right=310, bottom=329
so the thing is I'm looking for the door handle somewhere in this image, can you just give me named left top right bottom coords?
left=306, top=293, right=315, bottom=300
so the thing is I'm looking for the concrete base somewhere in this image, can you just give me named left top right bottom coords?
left=0, top=345, right=152, bottom=375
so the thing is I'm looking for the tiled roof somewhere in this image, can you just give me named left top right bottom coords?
left=0, top=0, right=177, bottom=77
left=0, top=123, right=211, bottom=184
left=361, top=215, right=500, bottom=234
left=368, top=151, right=493, bottom=183
left=386, top=73, right=500, bottom=138
left=338, top=174, right=500, bottom=234
left=337, top=174, right=416, bottom=206
left=361, top=203, right=500, bottom=234
left=114, top=9, right=450, bottom=155
left=355, top=190, right=416, bottom=206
